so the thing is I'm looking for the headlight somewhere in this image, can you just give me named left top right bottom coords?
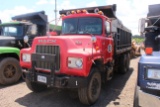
left=75, top=59, right=83, bottom=68
left=22, top=54, right=31, bottom=62
left=147, top=69, right=160, bottom=80
left=68, top=57, right=83, bottom=69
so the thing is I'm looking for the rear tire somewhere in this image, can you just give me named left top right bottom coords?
left=0, top=58, right=22, bottom=85
left=78, top=68, right=101, bottom=105
left=126, top=53, right=130, bottom=71
left=120, top=53, right=130, bottom=74
left=26, top=79, right=47, bottom=92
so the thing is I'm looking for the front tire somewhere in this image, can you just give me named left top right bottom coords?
left=26, top=79, right=47, bottom=92
left=0, top=58, right=22, bottom=85
left=78, top=68, right=101, bottom=105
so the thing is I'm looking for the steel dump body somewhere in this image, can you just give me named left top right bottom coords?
left=12, top=11, right=48, bottom=36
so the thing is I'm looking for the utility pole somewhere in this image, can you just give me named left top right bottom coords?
left=55, top=0, right=57, bottom=25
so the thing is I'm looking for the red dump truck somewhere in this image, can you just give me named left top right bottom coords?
left=20, top=4, right=132, bottom=105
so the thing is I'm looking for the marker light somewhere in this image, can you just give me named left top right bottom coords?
left=66, top=11, right=71, bottom=15
left=71, top=11, right=76, bottom=14
left=61, top=14, right=66, bottom=18
left=95, top=46, right=99, bottom=51
left=94, top=8, right=99, bottom=13
left=145, top=47, right=153, bottom=55
left=98, top=11, right=104, bottom=15
left=77, top=10, right=81, bottom=14
left=82, top=9, right=87, bottom=13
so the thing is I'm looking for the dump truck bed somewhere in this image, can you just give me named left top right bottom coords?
left=112, top=19, right=132, bottom=55
left=147, top=4, right=160, bottom=26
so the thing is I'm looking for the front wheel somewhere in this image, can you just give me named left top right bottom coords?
left=78, top=68, right=101, bottom=105
left=0, top=58, right=22, bottom=85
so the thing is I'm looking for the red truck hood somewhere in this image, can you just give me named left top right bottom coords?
left=21, top=35, right=102, bottom=76
left=32, top=35, right=100, bottom=54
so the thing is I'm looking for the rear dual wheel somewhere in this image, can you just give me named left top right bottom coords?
left=120, top=53, right=130, bottom=74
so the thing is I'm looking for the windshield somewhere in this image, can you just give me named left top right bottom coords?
left=0, top=25, right=23, bottom=36
left=62, top=17, right=102, bottom=35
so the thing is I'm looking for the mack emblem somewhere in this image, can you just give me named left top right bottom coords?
left=38, top=39, right=56, bottom=43
left=75, top=41, right=82, bottom=45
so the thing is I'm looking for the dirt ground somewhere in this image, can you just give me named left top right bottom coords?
left=0, top=57, right=139, bottom=107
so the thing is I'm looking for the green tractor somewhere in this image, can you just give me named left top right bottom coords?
left=0, top=11, right=48, bottom=85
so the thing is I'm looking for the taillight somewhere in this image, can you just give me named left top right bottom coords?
left=145, top=47, right=153, bottom=55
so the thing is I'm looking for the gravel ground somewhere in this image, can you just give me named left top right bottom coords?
left=0, top=57, right=139, bottom=107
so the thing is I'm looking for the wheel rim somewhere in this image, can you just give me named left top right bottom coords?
left=4, top=64, right=16, bottom=78
left=91, top=78, right=99, bottom=97
left=88, top=73, right=101, bottom=102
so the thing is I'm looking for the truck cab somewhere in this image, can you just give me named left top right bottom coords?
left=134, top=4, right=160, bottom=107
left=0, top=11, right=48, bottom=85
left=0, top=11, right=48, bottom=48
left=0, top=22, right=36, bottom=48
left=20, top=5, right=131, bottom=105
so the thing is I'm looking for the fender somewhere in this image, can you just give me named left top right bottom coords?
left=0, top=47, right=20, bottom=56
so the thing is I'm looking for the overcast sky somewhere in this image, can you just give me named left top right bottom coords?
left=0, top=0, right=160, bottom=35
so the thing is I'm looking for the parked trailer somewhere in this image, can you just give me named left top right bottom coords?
left=20, top=4, right=131, bottom=105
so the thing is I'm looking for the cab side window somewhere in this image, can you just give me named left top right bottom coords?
left=105, top=21, right=111, bottom=35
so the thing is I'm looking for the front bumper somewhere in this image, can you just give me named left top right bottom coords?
left=136, top=86, right=160, bottom=107
left=23, top=69, right=88, bottom=88
left=23, top=53, right=88, bottom=88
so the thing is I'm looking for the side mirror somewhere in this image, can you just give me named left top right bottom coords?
left=28, top=24, right=37, bottom=35
left=139, top=18, right=146, bottom=35
left=105, top=21, right=111, bottom=36
left=24, top=35, right=29, bottom=43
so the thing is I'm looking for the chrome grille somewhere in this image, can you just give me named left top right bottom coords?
left=35, top=45, right=60, bottom=71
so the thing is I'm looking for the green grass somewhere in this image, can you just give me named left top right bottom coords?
left=49, top=24, right=61, bottom=30
left=132, top=37, right=144, bottom=44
